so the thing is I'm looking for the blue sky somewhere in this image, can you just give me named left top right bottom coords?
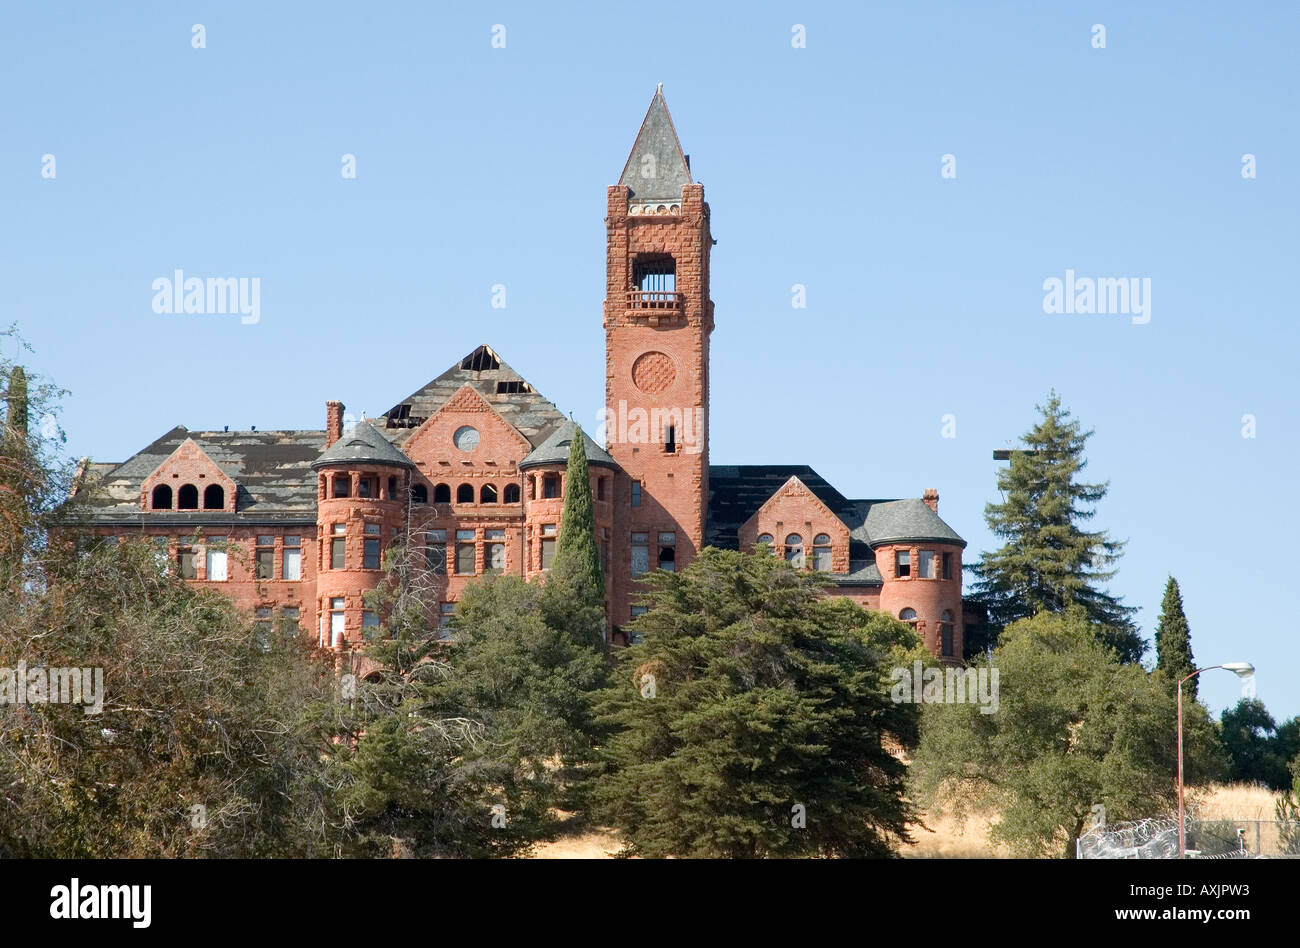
left=2, top=1, right=1296, bottom=720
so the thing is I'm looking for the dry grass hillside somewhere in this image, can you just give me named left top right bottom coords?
left=526, top=783, right=1284, bottom=858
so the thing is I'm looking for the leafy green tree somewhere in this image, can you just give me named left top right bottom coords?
left=543, top=424, right=605, bottom=651
left=1154, top=576, right=1196, bottom=698
left=969, top=393, right=1142, bottom=662
left=1220, top=698, right=1299, bottom=790
left=911, top=608, right=1224, bottom=858
left=0, top=537, right=336, bottom=857
left=592, top=548, right=922, bottom=858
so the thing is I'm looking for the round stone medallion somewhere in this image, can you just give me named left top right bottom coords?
left=632, top=351, right=676, bottom=395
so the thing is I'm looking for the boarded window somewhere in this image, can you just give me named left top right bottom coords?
left=177, top=548, right=197, bottom=579
left=812, top=534, right=832, bottom=571
left=205, top=544, right=228, bottom=581
left=918, top=551, right=935, bottom=579
left=486, top=529, right=505, bottom=573
left=631, top=532, right=649, bottom=577
left=283, top=537, right=302, bottom=581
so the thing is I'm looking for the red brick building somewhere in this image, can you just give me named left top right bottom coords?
left=73, top=90, right=969, bottom=661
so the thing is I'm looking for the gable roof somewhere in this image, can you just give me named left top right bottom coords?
left=379, top=344, right=565, bottom=450
left=618, top=86, right=693, bottom=202
left=519, top=419, right=618, bottom=471
left=74, top=426, right=325, bottom=523
left=312, top=420, right=415, bottom=470
left=707, top=464, right=966, bottom=587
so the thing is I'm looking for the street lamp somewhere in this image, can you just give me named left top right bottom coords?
left=1178, top=662, right=1255, bottom=858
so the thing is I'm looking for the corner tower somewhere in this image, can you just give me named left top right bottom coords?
left=605, top=87, right=713, bottom=626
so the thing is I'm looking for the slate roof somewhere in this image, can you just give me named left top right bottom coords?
left=707, top=465, right=966, bottom=587
left=379, top=344, right=566, bottom=450
left=75, top=426, right=325, bottom=524
left=312, top=420, right=415, bottom=470
left=519, top=419, right=618, bottom=470
left=618, top=87, right=693, bottom=203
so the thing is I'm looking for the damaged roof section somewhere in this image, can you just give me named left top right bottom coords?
left=379, top=344, right=566, bottom=449
left=77, top=426, right=325, bottom=524
left=707, top=465, right=966, bottom=587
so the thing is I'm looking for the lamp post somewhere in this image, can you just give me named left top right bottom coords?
left=1178, top=662, right=1255, bottom=858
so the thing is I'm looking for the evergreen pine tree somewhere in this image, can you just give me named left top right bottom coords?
left=592, top=548, right=921, bottom=857
left=1154, top=576, right=1196, bottom=698
left=970, top=392, right=1143, bottom=662
left=544, top=423, right=605, bottom=651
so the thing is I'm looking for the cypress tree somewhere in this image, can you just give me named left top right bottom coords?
left=5, top=366, right=28, bottom=446
left=545, top=423, right=605, bottom=650
left=969, top=392, right=1142, bottom=662
left=1154, top=576, right=1196, bottom=699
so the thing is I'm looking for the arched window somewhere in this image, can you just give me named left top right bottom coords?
left=332, top=474, right=350, bottom=498
left=504, top=483, right=520, bottom=504
left=177, top=484, right=199, bottom=510
left=812, top=533, right=832, bottom=571
left=899, top=608, right=918, bottom=630
left=456, top=484, right=474, bottom=504
left=784, top=533, right=804, bottom=567
left=433, top=483, right=450, bottom=504
left=410, top=484, right=428, bottom=504
left=151, top=484, right=173, bottom=509
left=940, top=610, right=955, bottom=657
left=203, top=484, right=224, bottom=510
left=480, top=484, right=498, bottom=504
left=756, top=533, right=776, bottom=555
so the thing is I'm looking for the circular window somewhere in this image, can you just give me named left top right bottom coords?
left=453, top=426, right=480, bottom=452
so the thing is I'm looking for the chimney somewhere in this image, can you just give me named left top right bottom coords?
left=923, top=488, right=939, bottom=514
left=326, top=400, right=345, bottom=448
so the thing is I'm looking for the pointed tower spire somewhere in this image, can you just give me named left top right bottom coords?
left=619, top=86, right=692, bottom=202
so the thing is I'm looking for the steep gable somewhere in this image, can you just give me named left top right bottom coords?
left=401, top=383, right=533, bottom=474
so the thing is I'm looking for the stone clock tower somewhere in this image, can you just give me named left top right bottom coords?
left=604, top=87, right=713, bottom=624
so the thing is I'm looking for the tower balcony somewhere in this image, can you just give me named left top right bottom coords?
left=624, top=290, right=686, bottom=326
